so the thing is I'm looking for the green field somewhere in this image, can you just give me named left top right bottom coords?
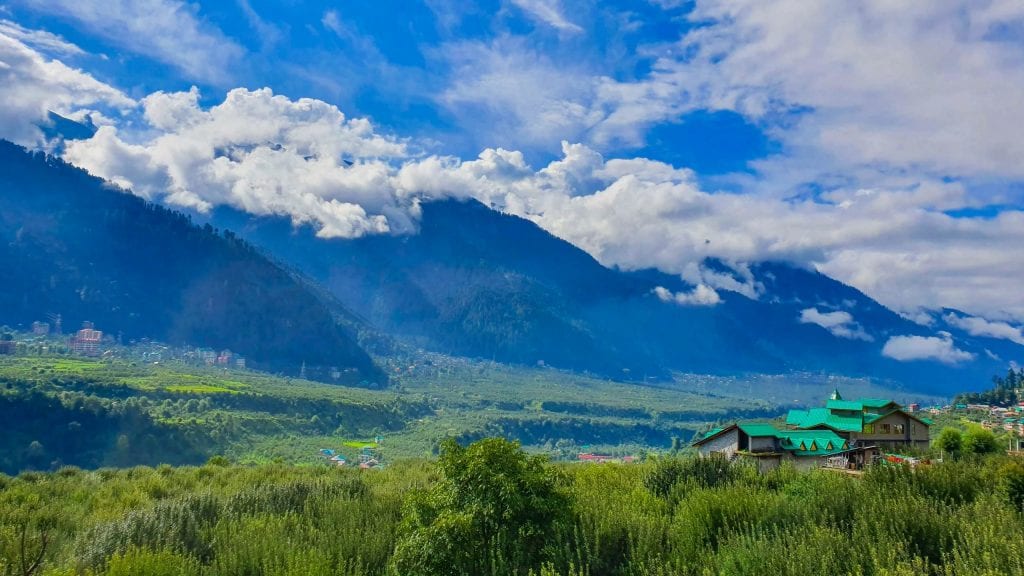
left=0, top=354, right=944, bottom=473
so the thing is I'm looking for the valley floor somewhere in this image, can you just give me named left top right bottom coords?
left=0, top=354, right=943, bottom=472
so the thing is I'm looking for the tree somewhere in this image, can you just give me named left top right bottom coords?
left=935, top=427, right=963, bottom=456
left=963, top=427, right=999, bottom=455
left=391, top=438, right=572, bottom=576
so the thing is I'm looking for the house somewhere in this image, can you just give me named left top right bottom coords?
left=693, top=422, right=866, bottom=472
left=693, top=389, right=930, bottom=471
left=69, top=322, right=103, bottom=356
left=783, top=390, right=931, bottom=451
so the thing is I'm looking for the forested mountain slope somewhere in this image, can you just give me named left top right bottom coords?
left=0, top=141, right=383, bottom=384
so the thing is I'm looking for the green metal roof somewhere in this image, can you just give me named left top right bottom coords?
left=796, top=408, right=864, bottom=432
left=738, top=423, right=784, bottom=437
left=785, top=410, right=809, bottom=426
left=826, top=399, right=863, bottom=411
left=701, top=427, right=725, bottom=439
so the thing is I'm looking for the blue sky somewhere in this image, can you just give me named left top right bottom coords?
left=2, top=0, right=1024, bottom=348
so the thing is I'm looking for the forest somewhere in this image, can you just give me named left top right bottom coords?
left=2, top=438, right=1024, bottom=576
left=956, top=368, right=1024, bottom=407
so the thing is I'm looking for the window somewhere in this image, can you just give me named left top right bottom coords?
left=881, top=424, right=892, bottom=434
left=893, top=424, right=904, bottom=435
left=864, top=424, right=874, bottom=434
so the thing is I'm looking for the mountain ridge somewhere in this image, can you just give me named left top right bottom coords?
left=0, top=140, right=384, bottom=385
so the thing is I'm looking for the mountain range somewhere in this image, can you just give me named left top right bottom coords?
left=209, top=197, right=1020, bottom=395
left=0, top=141, right=382, bottom=385
left=1, top=136, right=1020, bottom=396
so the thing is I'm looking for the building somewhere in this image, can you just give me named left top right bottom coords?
left=693, top=389, right=930, bottom=471
left=693, top=422, right=868, bottom=472
left=31, top=321, right=49, bottom=336
left=69, top=322, right=103, bottom=356
left=784, top=389, right=931, bottom=451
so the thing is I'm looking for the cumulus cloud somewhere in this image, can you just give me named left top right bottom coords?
left=944, top=313, right=1024, bottom=346
left=63, top=87, right=414, bottom=238
left=653, top=284, right=721, bottom=307
left=882, top=332, right=975, bottom=364
left=509, top=0, right=583, bottom=33
left=601, top=1, right=1024, bottom=186
left=17, top=0, right=244, bottom=84
left=0, top=24, right=133, bottom=146
left=799, top=308, right=872, bottom=342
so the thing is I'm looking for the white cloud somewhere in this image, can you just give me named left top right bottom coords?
left=0, top=19, right=84, bottom=56
left=0, top=25, right=133, bottom=146
left=509, top=0, right=583, bottom=33
left=63, top=87, right=414, bottom=238
left=396, top=142, right=1024, bottom=321
left=17, top=0, right=244, bottom=83
left=592, top=1, right=1024, bottom=186
left=882, top=332, right=975, bottom=365
left=653, top=284, right=721, bottom=307
left=436, top=39, right=603, bottom=151
left=944, top=313, right=1024, bottom=346
left=799, top=308, right=872, bottom=342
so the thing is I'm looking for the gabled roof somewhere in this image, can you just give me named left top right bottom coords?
left=863, top=408, right=934, bottom=428
left=738, top=423, right=784, bottom=437
left=859, top=398, right=899, bottom=409
left=794, top=408, right=863, bottom=432
left=785, top=410, right=809, bottom=426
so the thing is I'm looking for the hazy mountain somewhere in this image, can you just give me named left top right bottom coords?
left=0, top=141, right=384, bottom=385
left=211, top=198, right=1020, bottom=395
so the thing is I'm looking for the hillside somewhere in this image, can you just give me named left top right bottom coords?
left=211, top=199, right=1017, bottom=395
left=0, top=141, right=383, bottom=384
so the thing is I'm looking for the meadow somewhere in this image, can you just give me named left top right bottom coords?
left=2, top=440, right=1023, bottom=576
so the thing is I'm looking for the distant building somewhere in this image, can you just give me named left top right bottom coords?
left=693, top=389, right=931, bottom=472
left=31, top=321, right=49, bottom=336
left=0, top=339, right=15, bottom=355
left=69, top=322, right=103, bottom=356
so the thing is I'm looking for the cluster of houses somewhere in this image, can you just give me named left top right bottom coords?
left=318, top=443, right=384, bottom=469
left=693, top=389, right=932, bottom=472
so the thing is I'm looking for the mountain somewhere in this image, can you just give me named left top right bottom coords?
left=211, top=198, right=1020, bottom=395
left=0, top=141, right=384, bottom=385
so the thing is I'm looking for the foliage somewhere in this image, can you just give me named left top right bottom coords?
left=956, top=367, right=1024, bottom=407
left=935, top=427, right=963, bottom=455
left=1, top=440, right=1022, bottom=576
left=963, top=426, right=1000, bottom=455
left=0, top=140, right=382, bottom=383
left=391, top=438, right=572, bottom=575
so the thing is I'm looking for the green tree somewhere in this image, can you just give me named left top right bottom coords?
left=963, top=427, right=999, bottom=455
left=391, top=438, right=571, bottom=576
left=935, top=427, right=963, bottom=456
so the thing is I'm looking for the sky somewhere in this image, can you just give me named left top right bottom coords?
left=2, top=0, right=1024, bottom=337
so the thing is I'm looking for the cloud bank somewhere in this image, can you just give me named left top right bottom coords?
left=882, top=333, right=975, bottom=365
left=63, top=87, right=414, bottom=238
left=945, top=313, right=1024, bottom=346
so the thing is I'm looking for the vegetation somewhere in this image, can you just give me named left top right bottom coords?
left=0, top=140, right=381, bottom=383
left=956, top=367, right=1024, bottom=406
left=0, top=354, right=832, bottom=473
left=2, top=439, right=1024, bottom=575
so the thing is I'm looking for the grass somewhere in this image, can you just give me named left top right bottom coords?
left=0, top=353, right=943, bottom=467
